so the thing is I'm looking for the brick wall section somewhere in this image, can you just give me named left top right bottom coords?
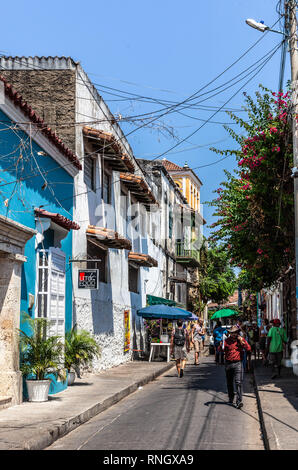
left=1, top=70, right=76, bottom=152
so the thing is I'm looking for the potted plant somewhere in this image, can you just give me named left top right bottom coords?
left=64, top=326, right=100, bottom=385
left=19, top=315, right=66, bottom=402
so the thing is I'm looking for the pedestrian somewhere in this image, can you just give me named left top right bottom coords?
left=189, top=323, right=195, bottom=351
left=200, top=319, right=206, bottom=348
left=236, top=319, right=243, bottom=332
left=253, top=323, right=260, bottom=360
left=224, top=325, right=251, bottom=409
left=247, top=325, right=256, bottom=360
left=266, top=318, right=288, bottom=379
left=241, top=325, right=249, bottom=372
left=213, top=321, right=227, bottom=365
left=192, top=319, right=204, bottom=365
left=259, top=318, right=269, bottom=365
left=170, top=320, right=190, bottom=377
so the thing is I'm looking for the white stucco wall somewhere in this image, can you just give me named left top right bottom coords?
left=71, top=67, right=161, bottom=371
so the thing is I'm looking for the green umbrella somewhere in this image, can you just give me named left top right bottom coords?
left=210, top=308, right=239, bottom=320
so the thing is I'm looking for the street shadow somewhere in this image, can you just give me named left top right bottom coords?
left=263, top=410, right=298, bottom=433
left=254, top=359, right=298, bottom=412
left=204, top=401, right=230, bottom=406
left=71, top=382, right=93, bottom=387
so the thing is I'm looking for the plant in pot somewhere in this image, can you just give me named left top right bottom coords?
left=64, top=326, right=100, bottom=385
left=19, top=315, right=66, bottom=402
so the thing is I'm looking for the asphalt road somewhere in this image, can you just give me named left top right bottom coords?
left=47, top=355, right=264, bottom=451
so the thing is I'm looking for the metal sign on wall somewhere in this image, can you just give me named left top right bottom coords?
left=78, top=269, right=99, bottom=289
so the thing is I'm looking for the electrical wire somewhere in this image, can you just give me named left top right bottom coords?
left=21, top=41, right=282, bottom=215
left=0, top=39, right=283, bottom=211
left=0, top=15, right=282, bottom=132
left=148, top=41, right=283, bottom=163
left=0, top=15, right=284, bottom=212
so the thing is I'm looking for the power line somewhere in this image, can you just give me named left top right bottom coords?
left=0, top=16, right=281, bottom=135
left=0, top=40, right=283, bottom=209
left=14, top=42, right=282, bottom=215
left=147, top=41, right=283, bottom=163
left=0, top=16, right=284, bottom=211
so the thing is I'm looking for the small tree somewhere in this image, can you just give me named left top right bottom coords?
left=19, top=315, right=66, bottom=382
left=189, top=240, right=236, bottom=314
left=64, top=326, right=100, bottom=372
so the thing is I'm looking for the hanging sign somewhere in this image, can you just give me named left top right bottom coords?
left=78, top=269, right=99, bottom=289
left=124, top=310, right=130, bottom=352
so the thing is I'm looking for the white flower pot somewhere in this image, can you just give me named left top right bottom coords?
left=67, top=371, right=76, bottom=386
left=26, top=379, right=51, bottom=402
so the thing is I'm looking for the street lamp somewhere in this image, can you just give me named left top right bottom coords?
left=245, top=18, right=287, bottom=36
left=245, top=19, right=269, bottom=32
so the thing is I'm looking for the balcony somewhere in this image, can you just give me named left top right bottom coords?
left=175, top=242, right=200, bottom=268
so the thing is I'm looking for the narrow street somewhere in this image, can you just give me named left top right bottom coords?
left=47, top=355, right=264, bottom=451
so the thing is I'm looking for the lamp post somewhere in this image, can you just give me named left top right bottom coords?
left=246, top=1, right=298, bottom=341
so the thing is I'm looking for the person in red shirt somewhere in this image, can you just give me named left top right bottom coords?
left=224, top=325, right=251, bottom=409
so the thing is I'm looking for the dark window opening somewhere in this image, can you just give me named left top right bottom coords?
left=84, top=155, right=97, bottom=192
left=87, top=240, right=107, bottom=283
left=128, top=264, right=139, bottom=293
left=103, top=171, right=111, bottom=204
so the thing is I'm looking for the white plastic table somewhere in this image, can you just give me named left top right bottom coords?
left=149, top=342, right=171, bottom=362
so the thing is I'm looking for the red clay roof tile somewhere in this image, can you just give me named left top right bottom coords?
left=34, top=208, right=80, bottom=231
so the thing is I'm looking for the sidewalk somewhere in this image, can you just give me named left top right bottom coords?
left=253, top=359, right=298, bottom=450
left=0, top=359, right=176, bottom=450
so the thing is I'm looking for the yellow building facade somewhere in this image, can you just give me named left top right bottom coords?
left=162, top=159, right=203, bottom=214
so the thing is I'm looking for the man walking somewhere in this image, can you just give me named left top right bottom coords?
left=224, top=325, right=251, bottom=409
left=213, top=321, right=227, bottom=365
left=266, top=318, right=288, bottom=379
left=170, top=320, right=190, bottom=377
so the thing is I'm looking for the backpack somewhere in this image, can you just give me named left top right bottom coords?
left=174, top=328, right=185, bottom=347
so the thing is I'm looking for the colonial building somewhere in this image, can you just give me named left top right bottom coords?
left=0, top=57, right=166, bottom=369
left=162, top=159, right=203, bottom=214
left=0, top=57, right=206, bottom=373
left=0, top=74, right=81, bottom=407
left=137, top=159, right=203, bottom=312
left=160, top=159, right=206, bottom=318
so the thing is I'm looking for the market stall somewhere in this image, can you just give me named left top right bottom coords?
left=137, top=304, right=193, bottom=362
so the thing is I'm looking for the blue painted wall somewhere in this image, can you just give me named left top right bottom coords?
left=0, top=109, right=75, bottom=396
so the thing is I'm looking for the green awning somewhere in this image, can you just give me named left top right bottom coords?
left=146, top=295, right=177, bottom=307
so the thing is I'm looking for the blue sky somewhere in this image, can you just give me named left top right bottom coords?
left=0, top=0, right=290, bottom=236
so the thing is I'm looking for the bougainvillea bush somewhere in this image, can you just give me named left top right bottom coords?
left=208, top=86, right=294, bottom=291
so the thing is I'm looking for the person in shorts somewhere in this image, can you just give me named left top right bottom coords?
left=170, top=320, right=190, bottom=377
left=192, top=320, right=204, bottom=365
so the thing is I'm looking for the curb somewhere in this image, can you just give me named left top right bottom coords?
left=251, top=364, right=270, bottom=451
left=23, top=361, right=175, bottom=450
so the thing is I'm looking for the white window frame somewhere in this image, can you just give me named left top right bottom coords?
left=36, top=247, right=66, bottom=337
